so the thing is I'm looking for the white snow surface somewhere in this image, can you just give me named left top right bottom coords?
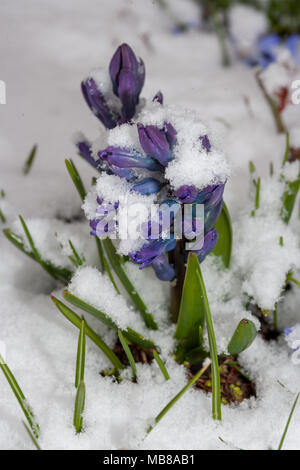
left=1, top=0, right=300, bottom=451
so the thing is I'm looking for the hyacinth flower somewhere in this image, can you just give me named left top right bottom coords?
left=77, top=43, right=230, bottom=326
left=233, top=31, right=300, bottom=69
left=87, top=120, right=227, bottom=289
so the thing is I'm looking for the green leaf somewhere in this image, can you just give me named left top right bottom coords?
left=68, top=240, right=85, bottom=267
left=278, top=392, right=299, bottom=450
left=102, top=239, right=158, bottom=330
left=73, top=381, right=85, bottom=433
left=212, top=201, right=232, bottom=268
left=195, top=257, right=222, bottom=421
left=282, top=132, right=290, bottom=167
left=255, top=177, right=261, bottom=211
left=22, top=421, right=41, bottom=450
left=62, top=291, right=157, bottom=351
left=249, top=161, right=256, bottom=174
left=152, top=350, right=170, bottom=381
left=0, top=209, right=6, bottom=223
left=3, top=225, right=72, bottom=284
left=65, top=159, right=86, bottom=202
left=227, top=319, right=257, bottom=355
left=23, top=144, right=37, bottom=175
left=0, top=354, right=40, bottom=438
left=95, top=237, right=105, bottom=273
left=118, top=330, right=137, bottom=382
left=174, top=253, right=206, bottom=362
left=147, top=360, right=211, bottom=435
left=75, top=319, right=86, bottom=388
left=280, top=163, right=300, bottom=224
left=51, top=296, right=124, bottom=370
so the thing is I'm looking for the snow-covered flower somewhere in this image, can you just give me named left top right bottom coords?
left=78, top=44, right=230, bottom=281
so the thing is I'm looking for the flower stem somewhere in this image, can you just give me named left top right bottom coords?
left=255, top=71, right=286, bottom=134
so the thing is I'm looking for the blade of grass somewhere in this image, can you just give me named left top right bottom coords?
left=62, top=290, right=157, bottom=351
left=75, top=319, right=86, bottom=388
left=65, top=159, right=86, bottom=202
left=102, top=255, right=120, bottom=294
left=152, top=350, right=170, bottom=381
left=278, top=392, right=299, bottom=450
left=73, top=381, right=85, bottom=433
left=0, top=208, right=6, bottom=223
left=118, top=330, right=137, bottom=382
left=19, top=215, right=72, bottom=282
left=282, top=132, right=290, bottom=167
left=51, top=296, right=124, bottom=370
left=95, top=237, right=105, bottom=273
left=147, top=360, right=211, bottom=435
left=3, top=228, right=72, bottom=283
left=280, top=162, right=300, bottom=224
left=69, top=240, right=85, bottom=267
left=102, top=238, right=158, bottom=330
left=23, top=144, right=37, bottom=175
left=195, top=257, right=222, bottom=421
left=22, top=421, right=41, bottom=450
left=0, top=354, right=40, bottom=438
left=255, top=177, right=261, bottom=210
left=289, top=277, right=300, bottom=287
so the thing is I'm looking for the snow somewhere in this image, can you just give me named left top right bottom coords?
left=68, top=266, right=146, bottom=331
left=1, top=0, right=300, bottom=451
left=137, top=102, right=231, bottom=190
left=230, top=5, right=268, bottom=59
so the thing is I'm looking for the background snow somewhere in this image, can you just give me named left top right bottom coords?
left=1, top=0, right=300, bottom=450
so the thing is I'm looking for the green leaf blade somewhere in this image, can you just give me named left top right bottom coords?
left=228, top=319, right=257, bottom=356
left=212, top=201, right=232, bottom=268
left=102, top=239, right=158, bottom=330
left=0, top=354, right=40, bottom=438
left=51, top=296, right=124, bottom=370
left=174, top=253, right=206, bottom=362
left=73, top=381, right=86, bottom=433
left=194, top=256, right=222, bottom=421
left=75, top=319, right=86, bottom=388
left=118, top=330, right=137, bottom=382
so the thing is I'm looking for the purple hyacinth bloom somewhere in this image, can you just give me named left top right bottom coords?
left=153, top=91, right=163, bottom=104
left=151, top=254, right=175, bottom=281
left=130, top=237, right=176, bottom=269
left=200, top=135, right=211, bottom=152
left=137, top=123, right=177, bottom=166
left=286, top=34, right=300, bottom=65
left=109, top=43, right=145, bottom=120
left=131, top=178, right=163, bottom=195
left=81, top=78, right=117, bottom=129
left=175, top=185, right=198, bottom=203
left=98, top=146, right=162, bottom=172
left=196, top=184, right=224, bottom=206
left=76, top=139, right=99, bottom=169
left=204, top=199, right=223, bottom=233
left=193, top=228, right=218, bottom=263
